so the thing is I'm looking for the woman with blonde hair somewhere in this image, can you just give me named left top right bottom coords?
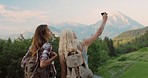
left=59, top=12, right=108, bottom=78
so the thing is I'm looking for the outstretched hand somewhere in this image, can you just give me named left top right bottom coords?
left=102, top=12, right=108, bottom=21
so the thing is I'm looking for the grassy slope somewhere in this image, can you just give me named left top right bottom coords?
left=97, top=47, right=148, bottom=78
left=119, top=62, right=148, bottom=78
left=119, top=47, right=148, bottom=78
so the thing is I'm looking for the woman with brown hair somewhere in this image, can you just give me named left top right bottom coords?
left=21, top=24, right=58, bottom=78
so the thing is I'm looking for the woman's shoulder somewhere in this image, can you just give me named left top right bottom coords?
left=42, top=42, right=52, bottom=49
left=77, top=40, right=87, bottom=47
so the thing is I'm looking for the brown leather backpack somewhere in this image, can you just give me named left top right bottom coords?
left=23, top=49, right=56, bottom=78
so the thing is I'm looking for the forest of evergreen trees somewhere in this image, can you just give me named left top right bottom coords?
left=0, top=31, right=147, bottom=78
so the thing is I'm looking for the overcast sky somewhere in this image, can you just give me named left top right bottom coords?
left=0, top=0, right=148, bottom=34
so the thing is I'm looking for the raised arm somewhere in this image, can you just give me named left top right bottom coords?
left=83, top=12, right=108, bottom=46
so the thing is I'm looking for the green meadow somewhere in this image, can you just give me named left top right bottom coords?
left=97, top=47, right=148, bottom=78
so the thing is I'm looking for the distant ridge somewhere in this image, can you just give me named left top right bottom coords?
left=113, top=26, right=148, bottom=41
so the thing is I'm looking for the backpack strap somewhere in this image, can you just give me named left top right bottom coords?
left=36, top=49, right=40, bottom=62
left=78, top=41, right=89, bottom=69
left=32, top=49, right=41, bottom=74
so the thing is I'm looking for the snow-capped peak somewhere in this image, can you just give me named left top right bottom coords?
left=91, top=10, right=144, bottom=38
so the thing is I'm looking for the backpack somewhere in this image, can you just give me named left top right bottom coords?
left=22, top=44, right=57, bottom=78
left=65, top=50, right=93, bottom=78
left=23, top=49, right=41, bottom=78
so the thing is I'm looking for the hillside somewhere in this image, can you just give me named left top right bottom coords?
left=119, top=47, right=148, bottom=78
left=113, top=26, right=148, bottom=44
left=119, top=62, right=148, bottom=78
left=97, top=47, right=148, bottom=78
left=114, top=26, right=148, bottom=40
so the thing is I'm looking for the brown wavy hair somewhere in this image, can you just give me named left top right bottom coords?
left=30, top=24, right=51, bottom=56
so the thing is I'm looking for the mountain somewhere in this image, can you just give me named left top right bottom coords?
left=51, top=22, right=88, bottom=31
left=0, top=33, right=19, bottom=40
left=91, top=11, right=145, bottom=38
left=0, top=11, right=145, bottom=40
left=22, top=31, right=34, bottom=39
left=0, top=31, right=34, bottom=41
left=50, top=22, right=89, bottom=39
left=50, top=11, right=145, bottom=39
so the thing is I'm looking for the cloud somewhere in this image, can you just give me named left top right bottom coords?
left=0, top=4, right=50, bottom=23
left=0, top=4, right=5, bottom=10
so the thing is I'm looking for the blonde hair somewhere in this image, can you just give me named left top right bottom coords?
left=58, top=29, right=81, bottom=57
